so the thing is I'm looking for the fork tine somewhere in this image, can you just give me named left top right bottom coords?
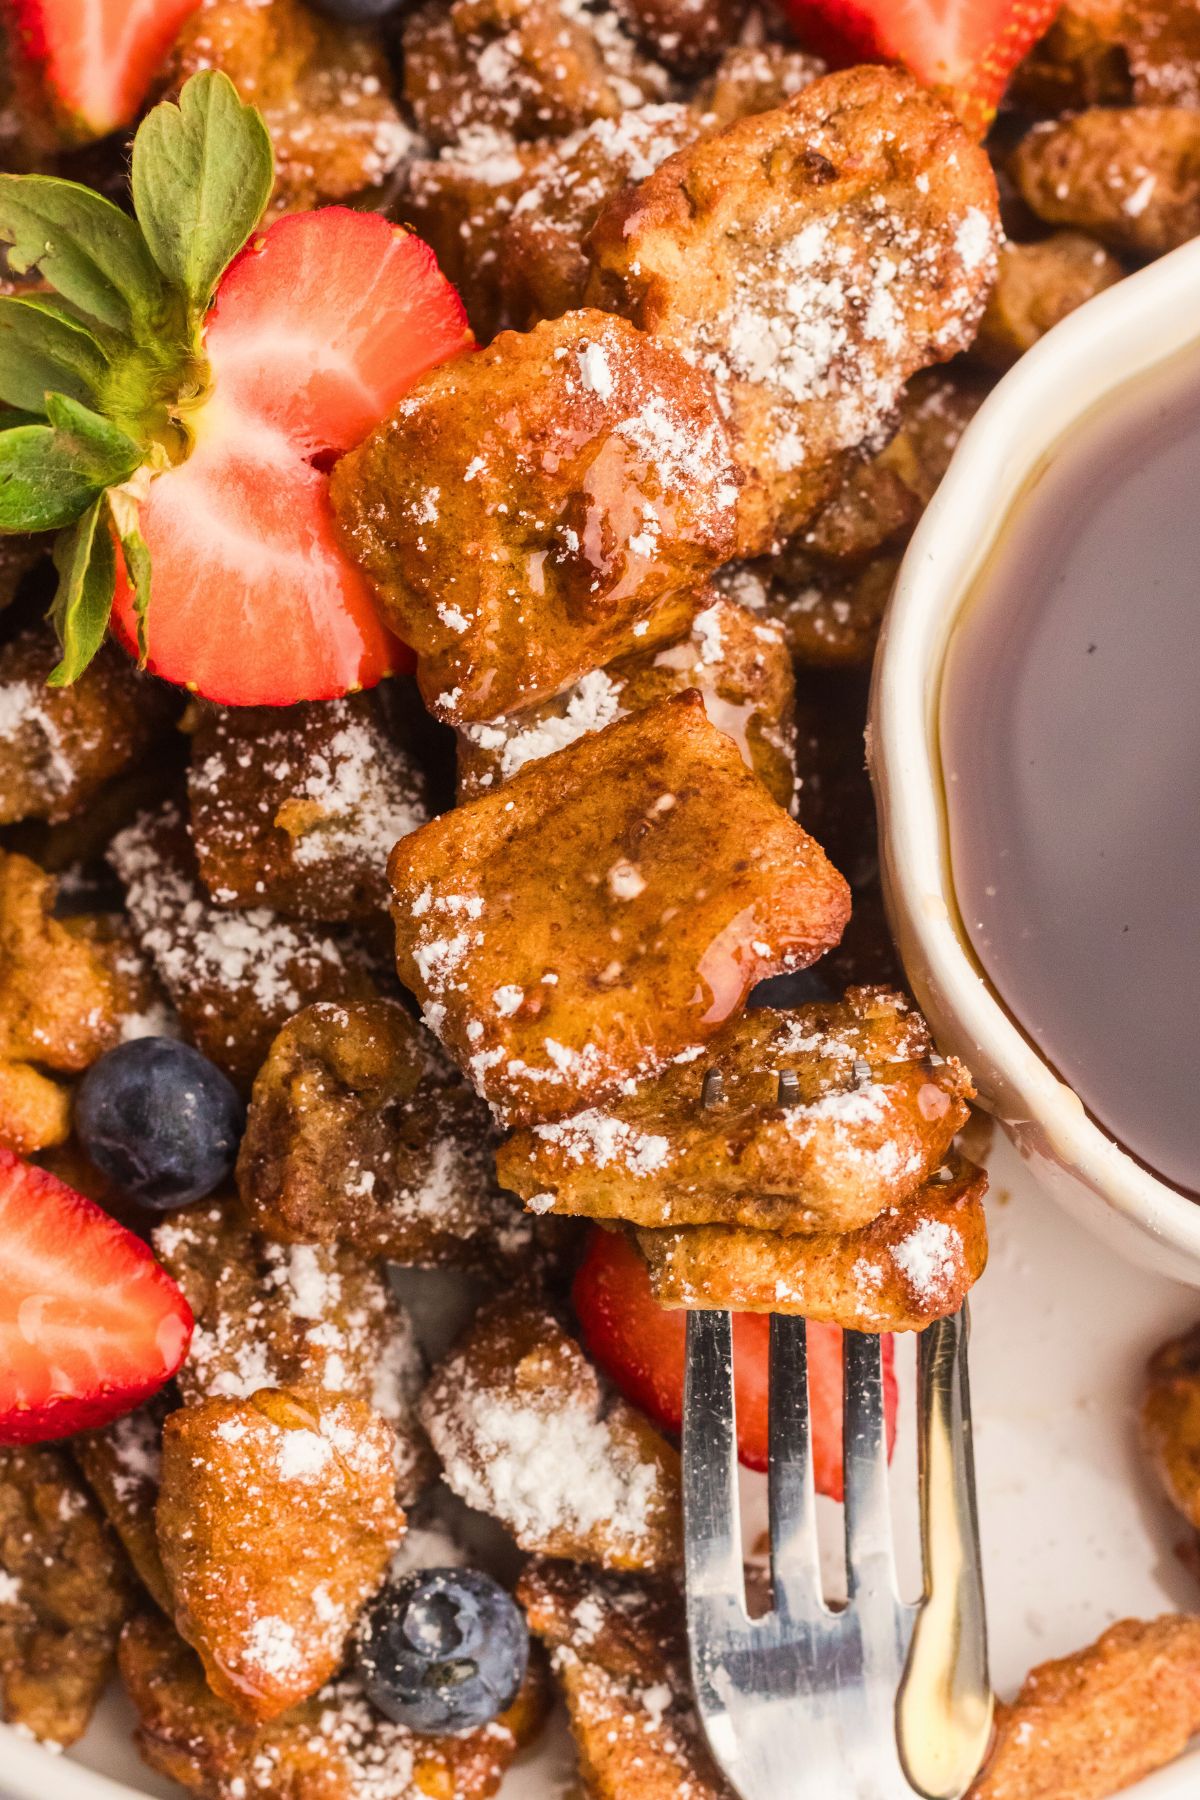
left=683, top=1311, right=746, bottom=1616
left=841, top=1330, right=898, bottom=1604
left=767, top=1314, right=825, bottom=1620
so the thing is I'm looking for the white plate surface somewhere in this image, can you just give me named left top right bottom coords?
left=5, top=1134, right=1200, bottom=1799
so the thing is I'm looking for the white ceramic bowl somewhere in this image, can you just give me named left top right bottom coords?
left=869, top=235, right=1200, bottom=1286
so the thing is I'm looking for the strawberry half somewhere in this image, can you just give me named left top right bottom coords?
left=0, top=1149, right=193, bottom=1444
left=5, top=0, right=201, bottom=142
left=776, top=0, right=1060, bottom=135
left=110, top=209, right=472, bottom=705
left=572, top=1227, right=897, bottom=1502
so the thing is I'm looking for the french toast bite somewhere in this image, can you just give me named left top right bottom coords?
left=966, top=1615, right=1200, bottom=1800
left=1141, top=1324, right=1200, bottom=1531
left=75, top=1398, right=174, bottom=1615
left=613, top=0, right=749, bottom=73
left=109, top=805, right=374, bottom=1091
left=155, top=1388, right=404, bottom=1721
left=329, top=311, right=742, bottom=725
left=188, top=696, right=428, bottom=924
left=498, top=988, right=971, bottom=1232
left=390, top=694, right=850, bottom=1126
left=586, top=67, right=1000, bottom=551
left=0, top=1443, right=135, bottom=1746
left=972, top=235, right=1124, bottom=370
left=119, top=1608, right=549, bottom=1800
left=401, top=138, right=551, bottom=341
left=0, top=628, right=177, bottom=828
left=635, top=1153, right=989, bottom=1327
left=456, top=592, right=796, bottom=805
left=519, top=1556, right=733, bottom=1799
left=0, top=854, right=150, bottom=1149
left=1013, top=109, right=1200, bottom=254
left=496, top=103, right=700, bottom=329
left=401, top=0, right=670, bottom=147
left=419, top=1295, right=682, bottom=1570
left=693, top=40, right=826, bottom=125
left=1016, top=0, right=1200, bottom=110
left=166, top=0, right=414, bottom=215
left=236, top=999, right=529, bottom=1268
left=152, top=1197, right=431, bottom=1499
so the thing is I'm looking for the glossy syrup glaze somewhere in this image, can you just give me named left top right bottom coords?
left=940, top=347, right=1200, bottom=1196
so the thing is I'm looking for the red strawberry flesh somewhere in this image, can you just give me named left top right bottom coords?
left=7, top=0, right=202, bottom=139
left=776, top=0, right=1060, bottom=133
left=572, top=1226, right=897, bottom=1503
left=112, top=208, right=472, bottom=706
left=0, top=1149, right=192, bottom=1444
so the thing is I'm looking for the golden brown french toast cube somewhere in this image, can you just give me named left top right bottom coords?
left=0, top=1443, right=135, bottom=1747
left=391, top=694, right=850, bottom=1127
left=401, top=0, right=669, bottom=147
left=167, top=0, right=414, bottom=215
left=108, top=803, right=374, bottom=1091
left=0, top=1060, right=71, bottom=1154
left=0, top=851, right=126, bottom=1072
left=188, top=695, right=428, bottom=924
left=75, top=1398, right=173, bottom=1615
left=156, top=1388, right=404, bottom=1721
left=456, top=592, right=796, bottom=807
left=419, top=1295, right=682, bottom=1571
left=236, top=998, right=530, bottom=1268
left=498, top=988, right=972, bottom=1233
left=1141, top=1324, right=1200, bottom=1532
left=496, top=103, right=701, bottom=330
left=0, top=627, right=176, bottom=827
left=972, top=235, right=1124, bottom=371
left=693, top=41, right=826, bottom=125
left=635, top=1152, right=989, bottom=1327
left=966, top=1615, right=1200, bottom=1800
left=1012, top=109, right=1200, bottom=256
left=586, top=67, right=999, bottom=552
left=519, top=1557, right=733, bottom=1799
left=1015, top=0, right=1200, bottom=110
left=1012, top=0, right=1130, bottom=110
left=730, top=551, right=902, bottom=671
left=152, top=1196, right=432, bottom=1501
left=329, top=311, right=742, bottom=725
left=119, top=1608, right=549, bottom=1800
left=615, top=0, right=749, bottom=72
left=401, top=138, right=551, bottom=342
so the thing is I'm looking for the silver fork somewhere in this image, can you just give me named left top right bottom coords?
left=683, top=1289, right=992, bottom=1799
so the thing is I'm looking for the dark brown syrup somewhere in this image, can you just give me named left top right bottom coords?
left=939, top=347, right=1200, bottom=1197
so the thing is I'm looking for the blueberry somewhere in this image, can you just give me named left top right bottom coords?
left=75, top=1038, right=244, bottom=1211
left=356, top=1568, right=529, bottom=1734
left=306, top=0, right=403, bottom=20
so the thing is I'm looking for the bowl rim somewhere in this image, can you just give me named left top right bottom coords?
left=869, top=232, right=1200, bottom=1266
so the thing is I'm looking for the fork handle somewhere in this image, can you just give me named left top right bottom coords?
left=896, top=1305, right=994, bottom=1799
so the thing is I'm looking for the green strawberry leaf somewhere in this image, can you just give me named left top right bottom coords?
left=47, top=496, right=116, bottom=686
left=108, top=484, right=152, bottom=666
left=0, top=294, right=111, bottom=415
left=132, top=71, right=273, bottom=324
left=0, top=176, right=166, bottom=340
left=0, top=398, right=142, bottom=533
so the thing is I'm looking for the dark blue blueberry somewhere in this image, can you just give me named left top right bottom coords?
left=75, top=1038, right=244, bottom=1211
left=307, top=0, right=403, bottom=20
left=356, top=1568, right=529, bottom=1734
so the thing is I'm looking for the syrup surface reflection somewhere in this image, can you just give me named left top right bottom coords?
left=939, top=347, right=1200, bottom=1196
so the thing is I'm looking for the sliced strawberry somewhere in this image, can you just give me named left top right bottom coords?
left=572, top=1226, right=897, bottom=1502
left=776, top=0, right=1060, bottom=135
left=6, top=0, right=201, bottom=142
left=0, top=1149, right=192, bottom=1445
left=205, top=211, right=475, bottom=458
left=112, top=209, right=471, bottom=705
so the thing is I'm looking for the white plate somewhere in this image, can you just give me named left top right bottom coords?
left=5, top=1134, right=1200, bottom=1799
